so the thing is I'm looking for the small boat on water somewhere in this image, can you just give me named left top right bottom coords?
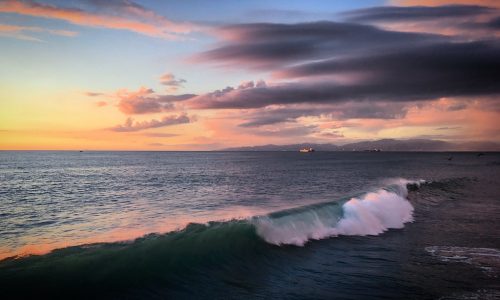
left=299, top=147, right=315, bottom=153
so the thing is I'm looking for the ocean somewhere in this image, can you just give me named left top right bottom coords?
left=0, top=151, right=499, bottom=299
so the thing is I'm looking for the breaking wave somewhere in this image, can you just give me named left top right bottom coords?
left=253, top=178, right=422, bottom=246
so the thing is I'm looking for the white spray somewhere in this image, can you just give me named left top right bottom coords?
left=253, top=179, right=423, bottom=246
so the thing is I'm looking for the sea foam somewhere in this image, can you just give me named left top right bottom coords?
left=254, top=179, right=422, bottom=246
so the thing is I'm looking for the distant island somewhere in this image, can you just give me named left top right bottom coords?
left=221, top=139, right=500, bottom=152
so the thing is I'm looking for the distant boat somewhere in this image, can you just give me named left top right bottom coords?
left=299, top=147, right=315, bottom=153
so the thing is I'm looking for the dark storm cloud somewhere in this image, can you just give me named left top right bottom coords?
left=343, top=5, right=496, bottom=22
left=195, top=21, right=445, bottom=69
left=280, top=41, right=500, bottom=90
left=189, top=39, right=500, bottom=109
left=188, top=41, right=500, bottom=108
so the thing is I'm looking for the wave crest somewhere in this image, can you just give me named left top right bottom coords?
left=253, top=179, right=421, bottom=246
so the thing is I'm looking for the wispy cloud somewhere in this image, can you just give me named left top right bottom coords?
left=392, top=0, right=500, bottom=8
left=318, top=131, right=344, bottom=138
left=436, top=126, right=462, bottom=130
left=142, top=132, right=179, bottom=137
left=84, top=91, right=104, bottom=97
left=0, top=23, right=77, bottom=41
left=0, top=0, right=198, bottom=39
left=110, top=114, right=192, bottom=132
left=342, top=4, right=500, bottom=37
left=343, top=5, right=495, bottom=22
left=251, top=125, right=318, bottom=137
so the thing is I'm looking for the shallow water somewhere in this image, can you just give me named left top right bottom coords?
left=0, top=151, right=499, bottom=299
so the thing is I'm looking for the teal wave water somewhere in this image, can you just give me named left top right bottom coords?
left=0, top=151, right=499, bottom=299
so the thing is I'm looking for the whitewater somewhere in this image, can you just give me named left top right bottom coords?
left=254, top=179, right=422, bottom=246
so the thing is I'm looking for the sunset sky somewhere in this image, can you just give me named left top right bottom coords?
left=1, top=0, right=499, bottom=150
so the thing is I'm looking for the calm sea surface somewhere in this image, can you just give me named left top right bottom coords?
left=0, top=151, right=499, bottom=299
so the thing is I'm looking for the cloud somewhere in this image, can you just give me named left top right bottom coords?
left=159, top=72, right=186, bottom=92
left=446, top=103, right=468, bottom=111
left=319, top=131, right=344, bottom=138
left=142, top=132, right=178, bottom=137
left=110, top=114, right=191, bottom=132
left=242, top=9, right=334, bottom=23
left=0, top=0, right=197, bottom=39
left=95, top=101, right=107, bottom=107
left=194, top=21, right=444, bottom=70
left=343, top=5, right=495, bottom=22
left=392, top=0, right=500, bottom=8
left=342, top=4, right=500, bottom=37
left=85, top=91, right=103, bottom=97
left=436, top=126, right=462, bottom=130
left=252, top=125, right=318, bottom=137
left=238, top=107, right=309, bottom=127
left=116, top=87, right=195, bottom=114
left=185, top=7, right=500, bottom=145
left=0, top=23, right=77, bottom=41
left=487, top=16, right=500, bottom=29
left=190, top=22, right=500, bottom=109
left=237, top=102, right=408, bottom=128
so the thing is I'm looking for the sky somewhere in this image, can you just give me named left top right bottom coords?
left=0, top=0, right=499, bottom=150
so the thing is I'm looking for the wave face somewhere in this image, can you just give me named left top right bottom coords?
left=253, top=179, right=420, bottom=246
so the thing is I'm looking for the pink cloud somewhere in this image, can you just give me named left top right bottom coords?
left=117, top=87, right=167, bottom=114
left=115, top=86, right=195, bottom=114
left=393, top=0, right=500, bottom=8
left=0, top=0, right=197, bottom=39
left=111, top=114, right=192, bottom=132
left=95, top=101, right=107, bottom=107
left=0, top=23, right=77, bottom=41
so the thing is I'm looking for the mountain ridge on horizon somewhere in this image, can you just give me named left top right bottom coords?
left=221, top=139, right=500, bottom=151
